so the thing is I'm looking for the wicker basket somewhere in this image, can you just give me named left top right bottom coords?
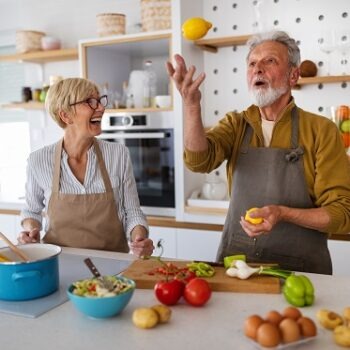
left=141, top=0, right=171, bottom=32
left=16, top=30, right=45, bottom=53
left=96, top=13, right=126, bottom=37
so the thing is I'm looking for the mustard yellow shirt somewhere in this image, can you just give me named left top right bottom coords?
left=184, top=100, right=350, bottom=235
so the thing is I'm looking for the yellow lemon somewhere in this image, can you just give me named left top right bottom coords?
left=182, top=17, right=212, bottom=40
left=245, top=208, right=263, bottom=225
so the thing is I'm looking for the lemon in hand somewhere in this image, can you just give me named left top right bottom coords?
left=245, top=208, right=263, bottom=225
left=182, top=17, right=212, bottom=40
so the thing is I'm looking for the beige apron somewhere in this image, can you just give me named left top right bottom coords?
left=43, top=138, right=129, bottom=252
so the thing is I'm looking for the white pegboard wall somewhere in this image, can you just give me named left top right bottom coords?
left=199, top=0, right=350, bottom=127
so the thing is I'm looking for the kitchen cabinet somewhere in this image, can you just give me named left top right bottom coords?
left=176, top=228, right=222, bottom=261
left=79, top=31, right=172, bottom=112
left=149, top=226, right=177, bottom=258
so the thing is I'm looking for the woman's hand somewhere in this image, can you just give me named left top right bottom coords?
left=240, top=205, right=282, bottom=237
left=18, top=228, right=40, bottom=244
left=129, top=235, right=155, bottom=258
left=166, top=54, right=205, bottom=108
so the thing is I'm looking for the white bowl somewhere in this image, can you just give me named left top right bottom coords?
left=41, top=36, right=61, bottom=51
left=155, top=95, right=171, bottom=108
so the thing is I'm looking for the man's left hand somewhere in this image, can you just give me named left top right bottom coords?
left=240, top=205, right=281, bottom=237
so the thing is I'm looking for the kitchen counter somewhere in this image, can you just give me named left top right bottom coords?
left=1, top=195, right=349, bottom=241
left=1, top=247, right=349, bottom=350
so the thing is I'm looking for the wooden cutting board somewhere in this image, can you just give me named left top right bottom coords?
left=121, top=259, right=281, bottom=294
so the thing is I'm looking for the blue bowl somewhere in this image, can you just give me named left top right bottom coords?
left=67, top=276, right=135, bottom=318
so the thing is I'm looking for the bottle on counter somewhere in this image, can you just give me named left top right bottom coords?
left=21, top=87, right=32, bottom=102
left=39, top=85, right=49, bottom=102
left=144, top=60, right=157, bottom=107
left=119, top=81, right=128, bottom=108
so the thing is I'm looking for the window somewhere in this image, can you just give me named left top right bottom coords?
left=0, top=44, right=30, bottom=198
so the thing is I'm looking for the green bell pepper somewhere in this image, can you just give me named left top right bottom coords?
left=282, top=274, right=315, bottom=307
left=187, top=262, right=215, bottom=277
left=223, top=254, right=246, bottom=269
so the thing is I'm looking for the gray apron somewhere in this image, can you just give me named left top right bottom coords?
left=216, top=107, right=332, bottom=274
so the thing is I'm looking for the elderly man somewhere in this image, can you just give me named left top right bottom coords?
left=167, top=30, right=350, bottom=274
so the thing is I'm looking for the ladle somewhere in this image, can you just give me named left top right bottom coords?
left=0, top=231, right=30, bottom=262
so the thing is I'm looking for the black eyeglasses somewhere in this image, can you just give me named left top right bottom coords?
left=69, top=95, right=108, bottom=110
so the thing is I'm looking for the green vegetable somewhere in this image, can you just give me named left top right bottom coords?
left=282, top=274, right=315, bottom=307
left=223, top=254, right=246, bottom=269
left=187, top=262, right=215, bottom=277
left=226, top=260, right=292, bottom=280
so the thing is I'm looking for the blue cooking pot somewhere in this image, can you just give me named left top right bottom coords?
left=0, top=244, right=61, bottom=301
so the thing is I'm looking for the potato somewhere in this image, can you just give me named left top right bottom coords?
left=152, top=304, right=172, bottom=323
left=132, top=307, right=159, bottom=329
left=316, top=309, right=343, bottom=330
left=334, top=325, right=350, bottom=347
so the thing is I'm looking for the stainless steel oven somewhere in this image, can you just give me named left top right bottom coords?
left=99, top=113, right=175, bottom=216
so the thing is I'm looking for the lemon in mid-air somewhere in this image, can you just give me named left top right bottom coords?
left=245, top=208, right=263, bottom=225
left=182, top=17, right=212, bottom=40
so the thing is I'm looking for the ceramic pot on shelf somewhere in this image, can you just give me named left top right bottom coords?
left=201, top=171, right=227, bottom=200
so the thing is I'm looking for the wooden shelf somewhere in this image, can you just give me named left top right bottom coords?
left=0, top=48, right=78, bottom=63
left=1, top=102, right=45, bottom=110
left=1, top=104, right=173, bottom=112
left=193, top=35, right=350, bottom=86
left=296, top=75, right=350, bottom=86
left=106, top=107, right=172, bottom=113
left=194, top=34, right=253, bottom=52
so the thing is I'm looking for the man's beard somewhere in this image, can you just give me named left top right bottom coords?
left=249, top=84, right=288, bottom=108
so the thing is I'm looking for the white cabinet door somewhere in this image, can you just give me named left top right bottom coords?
left=328, top=240, right=350, bottom=277
left=176, top=229, right=222, bottom=261
left=148, top=226, right=177, bottom=259
left=0, top=214, right=18, bottom=244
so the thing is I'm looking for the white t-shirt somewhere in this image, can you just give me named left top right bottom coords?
left=261, top=118, right=275, bottom=147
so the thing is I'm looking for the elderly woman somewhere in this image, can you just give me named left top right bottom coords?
left=18, top=77, right=154, bottom=257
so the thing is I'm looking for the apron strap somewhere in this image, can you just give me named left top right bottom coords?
left=52, top=139, right=63, bottom=194
left=52, top=138, right=113, bottom=194
left=285, top=106, right=304, bottom=163
left=92, top=138, right=114, bottom=194
left=240, top=123, right=253, bottom=154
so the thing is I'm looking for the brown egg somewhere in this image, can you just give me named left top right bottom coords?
left=244, top=315, right=264, bottom=340
left=297, top=316, right=317, bottom=337
left=282, top=306, right=302, bottom=320
left=265, top=310, right=284, bottom=326
left=279, top=318, right=301, bottom=344
left=256, top=323, right=281, bottom=348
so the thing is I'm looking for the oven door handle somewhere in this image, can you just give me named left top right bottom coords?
left=98, top=132, right=166, bottom=139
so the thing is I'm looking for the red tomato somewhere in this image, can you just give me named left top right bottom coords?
left=154, top=279, right=184, bottom=305
left=183, top=278, right=211, bottom=307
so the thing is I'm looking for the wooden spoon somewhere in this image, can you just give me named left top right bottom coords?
left=0, top=231, right=30, bottom=262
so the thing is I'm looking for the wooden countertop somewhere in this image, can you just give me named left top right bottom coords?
left=1, top=209, right=349, bottom=241
left=148, top=216, right=350, bottom=241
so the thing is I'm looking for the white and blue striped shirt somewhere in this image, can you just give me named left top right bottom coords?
left=20, top=139, right=148, bottom=238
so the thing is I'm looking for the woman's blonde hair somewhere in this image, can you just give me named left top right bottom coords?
left=45, top=77, right=100, bottom=129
